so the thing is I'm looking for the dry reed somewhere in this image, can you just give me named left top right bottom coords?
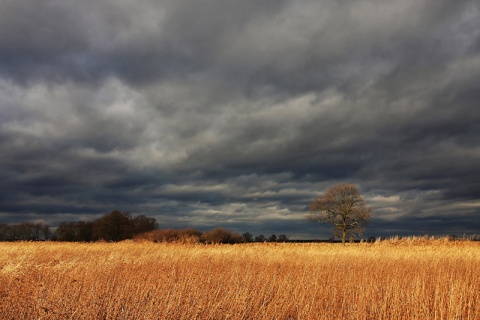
left=0, top=238, right=479, bottom=319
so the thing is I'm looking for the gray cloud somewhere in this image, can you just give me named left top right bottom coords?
left=1, top=0, right=479, bottom=239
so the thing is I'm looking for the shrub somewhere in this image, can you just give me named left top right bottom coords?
left=201, top=227, right=244, bottom=244
left=135, top=228, right=202, bottom=244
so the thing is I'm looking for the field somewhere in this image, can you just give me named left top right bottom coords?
left=1, top=239, right=479, bottom=319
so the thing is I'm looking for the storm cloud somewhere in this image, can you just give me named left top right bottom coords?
left=1, top=0, right=479, bottom=238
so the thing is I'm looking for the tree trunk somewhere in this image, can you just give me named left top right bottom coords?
left=341, top=231, right=346, bottom=245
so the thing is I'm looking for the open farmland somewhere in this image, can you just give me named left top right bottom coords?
left=1, top=239, right=479, bottom=319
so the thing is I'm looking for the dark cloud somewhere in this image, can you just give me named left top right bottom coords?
left=1, top=0, right=479, bottom=239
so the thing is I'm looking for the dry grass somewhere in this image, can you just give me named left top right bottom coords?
left=0, top=238, right=479, bottom=319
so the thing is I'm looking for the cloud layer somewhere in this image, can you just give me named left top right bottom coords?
left=1, top=0, right=479, bottom=238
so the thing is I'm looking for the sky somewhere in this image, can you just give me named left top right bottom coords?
left=1, top=0, right=479, bottom=239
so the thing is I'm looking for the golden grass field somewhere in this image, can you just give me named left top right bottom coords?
left=0, top=238, right=479, bottom=319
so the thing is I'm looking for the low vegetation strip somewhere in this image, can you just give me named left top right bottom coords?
left=0, top=239, right=479, bottom=319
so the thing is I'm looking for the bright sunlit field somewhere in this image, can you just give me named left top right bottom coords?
left=1, top=238, right=479, bottom=319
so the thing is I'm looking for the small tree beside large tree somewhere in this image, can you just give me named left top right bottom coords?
left=308, top=183, right=372, bottom=245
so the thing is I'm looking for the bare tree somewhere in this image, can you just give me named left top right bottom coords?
left=133, top=215, right=158, bottom=234
left=254, top=234, right=266, bottom=242
left=308, top=183, right=372, bottom=245
left=92, top=210, right=135, bottom=242
left=56, top=221, right=94, bottom=242
left=242, top=232, right=254, bottom=242
left=268, top=234, right=277, bottom=242
left=0, top=222, right=51, bottom=241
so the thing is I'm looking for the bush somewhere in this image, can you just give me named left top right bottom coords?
left=202, top=227, right=244, bottom=244
left=135, top=228, right=202, bottom=244
left=136, top=227, right=245, bottom=244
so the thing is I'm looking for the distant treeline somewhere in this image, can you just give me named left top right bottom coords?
left=0, top=210, right=290, bottom=244
left=0, top=222, right=52, bottom=241
left=137, top=229, right=289, bottom=244
left=0, top=210, right=157, bottom=242
left=56, top=210, right=158, bottom=242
